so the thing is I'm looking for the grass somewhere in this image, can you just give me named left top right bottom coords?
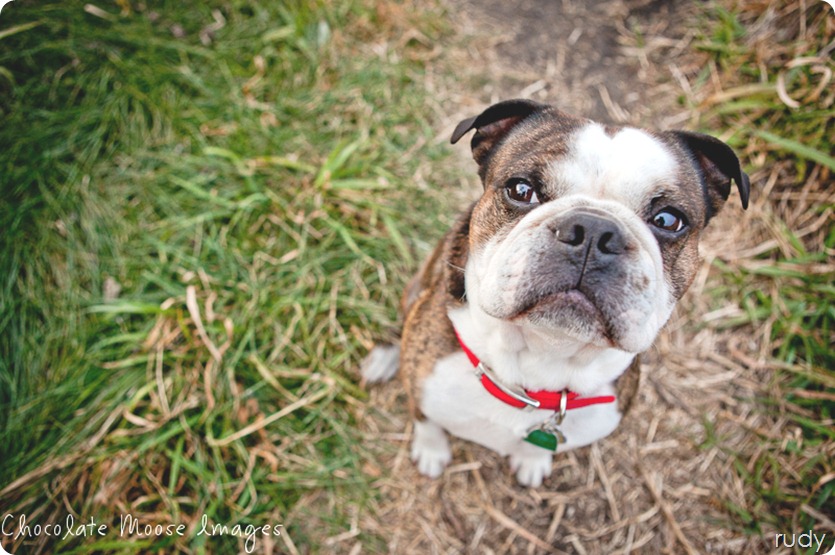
left=690, top=0, right=834, bottom=541
left=0, top=0, right=452, bottom=552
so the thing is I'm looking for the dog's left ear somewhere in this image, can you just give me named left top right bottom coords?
left=451, top=99, right=548, bottom=167
left=671, top=131, right=751, bottom=220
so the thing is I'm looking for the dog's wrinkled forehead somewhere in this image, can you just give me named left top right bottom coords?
left=487, top=119, right=683, bottom=210
left=548, top=125, right=677, bottom=203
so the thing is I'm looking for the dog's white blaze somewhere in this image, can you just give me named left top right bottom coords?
left=550, top=124, right=678, bottom=206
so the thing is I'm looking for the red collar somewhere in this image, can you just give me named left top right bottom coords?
left=454, top=329, right=616, bottom=411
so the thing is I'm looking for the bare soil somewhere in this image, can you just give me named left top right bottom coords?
left=439, top=0, right=695, bottom=129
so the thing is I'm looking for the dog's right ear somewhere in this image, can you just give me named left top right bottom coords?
left=451, top=99, right=548, bottom=166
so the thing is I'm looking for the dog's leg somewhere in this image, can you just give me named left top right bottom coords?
left=509, top=442, right=553, bottom=487
left=411, top=419, right=452, bottom=478
left=360, top=344, right=400, bottom=383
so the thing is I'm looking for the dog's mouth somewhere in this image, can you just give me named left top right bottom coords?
left=512, top=288, right=606, bottom=321
left=508, top=288, right=615, bottom=343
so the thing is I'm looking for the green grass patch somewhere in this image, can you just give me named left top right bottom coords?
left=0, top=1, right=452, bottom=552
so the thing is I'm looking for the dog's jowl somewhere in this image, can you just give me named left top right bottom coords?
left=363, top=99, right=750, bottom=487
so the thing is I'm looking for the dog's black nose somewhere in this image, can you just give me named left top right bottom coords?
left=555, top=211, right=626, bottom=256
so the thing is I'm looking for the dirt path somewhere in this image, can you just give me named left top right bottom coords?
left=444, top=0, right=691, bottom=127
left=357, top=1, right=767, bottom=553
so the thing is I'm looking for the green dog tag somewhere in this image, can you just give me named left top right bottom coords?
left=524, top=429, right=558, bottom=451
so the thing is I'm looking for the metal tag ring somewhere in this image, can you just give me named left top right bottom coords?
left=557, top=390, right=568, bottom=424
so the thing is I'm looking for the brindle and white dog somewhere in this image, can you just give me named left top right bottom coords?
left=363, top=99, right=750, bottom=487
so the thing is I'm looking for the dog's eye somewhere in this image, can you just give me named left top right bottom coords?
left=651, top=209, right=687, bottom=232
left=505, top=179, right=539, bottom=205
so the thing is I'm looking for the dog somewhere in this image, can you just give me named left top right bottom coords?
left=363, top=99, right=750, bottom=487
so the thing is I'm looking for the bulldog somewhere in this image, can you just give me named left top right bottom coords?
left=363, top=99, right=750, bottom=487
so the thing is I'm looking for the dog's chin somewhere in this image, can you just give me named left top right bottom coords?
left=503, top=289, right=618, bottom=348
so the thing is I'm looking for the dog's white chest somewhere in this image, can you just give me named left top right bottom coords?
left=419, top=351, right=623, bottom=456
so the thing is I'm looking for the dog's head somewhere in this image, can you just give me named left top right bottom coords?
left=451, top=99, right=750, bottom=354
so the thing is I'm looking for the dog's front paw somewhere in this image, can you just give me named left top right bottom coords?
left=411, top=420, right=451, bottom=478
left=509, top=445, right=553, bottom=487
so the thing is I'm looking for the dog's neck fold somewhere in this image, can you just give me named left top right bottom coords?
left=447, top=303, right=636, bottom=396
